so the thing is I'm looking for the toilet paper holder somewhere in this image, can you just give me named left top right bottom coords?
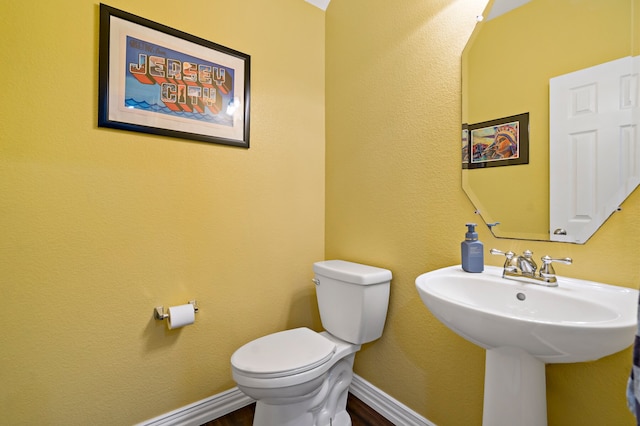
left=154, top=300, right=199, bottom=321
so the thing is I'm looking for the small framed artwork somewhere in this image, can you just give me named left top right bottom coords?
left=98, top=4, right=251, bottom=148
left=464, top=113, right=529, bottom=169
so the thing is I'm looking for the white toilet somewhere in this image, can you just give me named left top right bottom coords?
left=230, top=260, right=392, bottom=426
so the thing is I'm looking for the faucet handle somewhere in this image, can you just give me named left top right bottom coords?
left=541, top=255, right=572, bottom=265
left=539, top=255, right=572, bottom=278
left=489, top=248, right=515, bottom=259
left=490, top=248, right=516, bottom=270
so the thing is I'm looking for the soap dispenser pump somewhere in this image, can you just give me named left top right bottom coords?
left=461, top=223, right=484, bottom=273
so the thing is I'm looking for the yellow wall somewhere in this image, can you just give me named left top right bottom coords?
left=326, top=0, right=640, bottom=425
left=3, top=0, right=640, bottom=425
left=0, top=0, right=325, bottom=424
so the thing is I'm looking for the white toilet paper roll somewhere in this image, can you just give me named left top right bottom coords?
left=167, top=303, right=195, bottom=329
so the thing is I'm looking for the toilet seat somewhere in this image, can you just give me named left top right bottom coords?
left=231, top=327, right=336, bottom=379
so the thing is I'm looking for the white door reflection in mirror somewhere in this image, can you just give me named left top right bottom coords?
left=550, top=56, right=639, bottom=243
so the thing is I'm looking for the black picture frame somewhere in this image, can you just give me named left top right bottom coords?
left=463, top=113, right=529, bottom=169
left=98, top=4, right=251, bottom=148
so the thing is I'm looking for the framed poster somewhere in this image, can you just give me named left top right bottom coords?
left=98, top=4, right=251, bottom=147
left=464, top=113, right=529, bottom=169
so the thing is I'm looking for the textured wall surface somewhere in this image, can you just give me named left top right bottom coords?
left=2, top=0, right=640, bottom=424
left=0, top=1, right=325, bottom=424
left=325, top=0, right=640, bottom=424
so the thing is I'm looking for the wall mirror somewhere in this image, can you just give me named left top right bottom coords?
left=462, top=0, right=639, bottom=243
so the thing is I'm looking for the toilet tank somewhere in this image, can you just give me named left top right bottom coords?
left=313, top=260, right=392, bottom=344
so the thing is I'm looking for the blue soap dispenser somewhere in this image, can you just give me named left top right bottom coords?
left=461, top=223, right=484, bottom=273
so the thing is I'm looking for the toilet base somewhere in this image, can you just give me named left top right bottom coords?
left=253, top=402, right=352, bottom=426
left=252, top=355, right=355, bottom=426
left=332, top=410, right=352, bottom=426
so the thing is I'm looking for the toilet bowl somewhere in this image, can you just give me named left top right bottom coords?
left=232, top=328, right=360, bottom=425
left=230, top=260, right=392, bottom=426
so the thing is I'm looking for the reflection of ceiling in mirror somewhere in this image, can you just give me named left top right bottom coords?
left=305, top=0, right=330, bottom=10
left=486, top=0, right=531, bottom=21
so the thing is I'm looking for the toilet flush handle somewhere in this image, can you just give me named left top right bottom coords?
left=312, top=278, right=320, bottom=286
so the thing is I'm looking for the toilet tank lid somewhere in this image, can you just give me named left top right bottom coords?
left=313, top=260, right=392, bottom=285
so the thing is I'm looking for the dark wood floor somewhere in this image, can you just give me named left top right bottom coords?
left=201, top=393, right=394, bottom=426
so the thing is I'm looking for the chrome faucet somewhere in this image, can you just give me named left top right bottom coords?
left=490, top=248, right=572, bottom=287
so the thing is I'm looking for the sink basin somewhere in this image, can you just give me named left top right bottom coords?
left=416, top=265, right=638, bottom=426
left=415, top=265, right=637, bottom=364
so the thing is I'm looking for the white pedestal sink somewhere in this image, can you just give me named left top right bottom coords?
left=415, top=265, right=638, bottom=426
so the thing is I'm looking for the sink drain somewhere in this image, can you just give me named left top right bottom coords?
left=516, top=292, right=526, bottom=301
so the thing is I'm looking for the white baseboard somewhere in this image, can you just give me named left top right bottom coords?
left=349, top=375, right=435, bottom=426
left=136, top=374, right=434, bottom=426
left=135, top=387, right=254, bottom=426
